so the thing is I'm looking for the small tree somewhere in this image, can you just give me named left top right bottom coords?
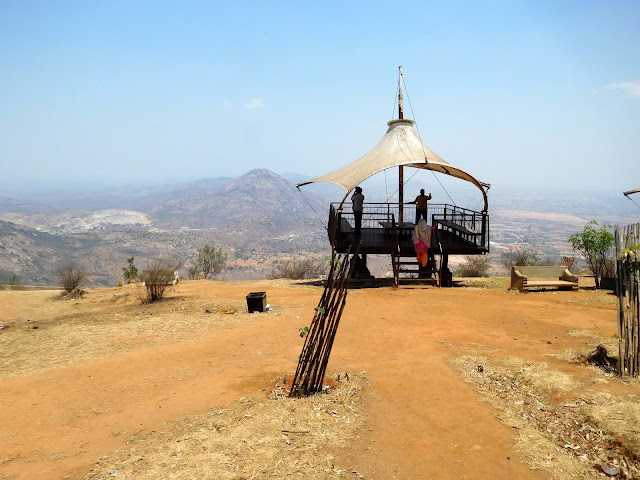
left=191, top=245, right=227, bottom=279
left=122, top=257, right=139, bottom=284
left=187, top=266, right=199, bottom=280
left=57, top=263, right=88, bottom=293
left=568, top=220, right=615, bottom=289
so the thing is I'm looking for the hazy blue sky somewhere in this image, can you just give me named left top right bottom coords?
left=1, top=1, right=638, bottom=193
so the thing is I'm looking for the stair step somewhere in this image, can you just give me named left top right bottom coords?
left=398, top=279, right=437, bottom=285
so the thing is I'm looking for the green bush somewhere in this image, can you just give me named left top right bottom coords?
left=568, top=220, right=615, bottom=289
left=191, top=245, right=227, bottom=279
left=122, top=257, right=139, bottom=284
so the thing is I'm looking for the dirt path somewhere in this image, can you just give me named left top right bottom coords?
left=0, top=280, right=618, bottom=479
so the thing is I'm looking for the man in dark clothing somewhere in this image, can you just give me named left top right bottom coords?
left=351, top=186, right=364, bottom=234
left=410, top=189, right=432, bottom=224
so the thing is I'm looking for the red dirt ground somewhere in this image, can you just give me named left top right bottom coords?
left=0, top=279, right=620, bottom=479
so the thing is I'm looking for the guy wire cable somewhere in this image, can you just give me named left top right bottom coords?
left=370, top=166, right=422, bottom=216
left=403, top=77, right=457, bottom=207
left=296, top=186, right=329, bottom=231
left=625, top=194, right=640, bottom=209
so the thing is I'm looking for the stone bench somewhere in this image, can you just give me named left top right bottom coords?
left=141, top=270, right=179, bottom=287
left=510, top=265, right=578, bottom=292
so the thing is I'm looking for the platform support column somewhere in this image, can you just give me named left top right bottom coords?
left=440, top=254, right=452, bottom=287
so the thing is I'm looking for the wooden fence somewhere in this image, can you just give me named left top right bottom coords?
left=616, top=223, right=640, bottom=376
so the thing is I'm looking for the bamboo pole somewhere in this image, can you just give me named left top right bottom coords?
left=290, top=244, right=359, bottom=397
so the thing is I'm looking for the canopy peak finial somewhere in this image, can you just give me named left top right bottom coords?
left=398, top=66, right=404, bottom=120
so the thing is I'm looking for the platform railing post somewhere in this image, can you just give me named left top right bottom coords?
left=481, top=213, right=487, bottom=249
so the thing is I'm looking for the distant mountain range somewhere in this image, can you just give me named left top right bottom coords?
left=0, top=169, right=331, bottom=286
left=0, top=168, right=638, bottom=286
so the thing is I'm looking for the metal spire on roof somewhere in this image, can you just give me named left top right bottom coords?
left=398, top=66, right=405, bottom=223
left=398, top=66, right=404, bottom=120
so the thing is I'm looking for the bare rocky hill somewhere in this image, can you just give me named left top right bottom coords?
left=150, top=169, right=328, bottom=228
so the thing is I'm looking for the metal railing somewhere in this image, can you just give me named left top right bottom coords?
left=329, top=202, right=489, bottom=252
left=431, top=205, right=489, bottom=250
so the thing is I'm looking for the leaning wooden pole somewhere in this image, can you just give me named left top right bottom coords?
left=289, top=245, right=358, bottom=397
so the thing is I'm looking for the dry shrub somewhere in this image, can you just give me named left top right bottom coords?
left=577, top=345, right=618, bottom=374
left=562, top=255, right=579, bottom=273
left=57, top=263, right=88, bottom=293
left=450, top=355, right=640, bottom=479
left=268, top=257, right=327, bottom=280
left=455, top=256, right=490, bottom=277
left=139, top=258, right=181, bottom=303
left=501, top=244, right=540, bottom=269
left=85, top=372, right=366, bottom=479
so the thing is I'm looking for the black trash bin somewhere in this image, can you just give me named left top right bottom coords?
left=246, top=292, right=267, bottom=313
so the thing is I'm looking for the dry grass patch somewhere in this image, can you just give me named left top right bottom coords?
left=566, top=329, right=607, bottom=339
left=455, top=276, right=511, bottom=290
left=451, top=355, right=640, bottom=479
left=85, top=373, right=366, bottom=479
left=583, top=391, right=640, bottom=455
left=500, top=357, right=582, bottom=394
left=564, top=294, right=618, bottom=308
left=0, top=288, right=261, bottom=381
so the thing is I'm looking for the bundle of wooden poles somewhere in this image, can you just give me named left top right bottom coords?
left=289, top=245, right=358, bottom=397
left=616, top=223, right=640, bottom=376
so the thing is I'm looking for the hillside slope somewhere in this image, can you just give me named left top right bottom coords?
left=0, top=220, right=75, bottom=284
left=151, top=169, right=328, bottom=228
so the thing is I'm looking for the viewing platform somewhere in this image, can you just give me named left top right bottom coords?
left=327, top=202, right=489, bottom=286
left=329, top=202, right=489, bottom=256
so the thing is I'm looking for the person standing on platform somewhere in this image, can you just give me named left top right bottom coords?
left=351, top=186, right=364, bottom=234
left=409, top=189, right=432, bottom=224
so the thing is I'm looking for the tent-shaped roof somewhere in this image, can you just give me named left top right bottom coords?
left=298, top=119, right=489, bottom=211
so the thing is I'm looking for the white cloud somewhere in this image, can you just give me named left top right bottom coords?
left=600, top=81, right=640, bottom=98
left=245, top=97, right=265, bottom=109
left=222, top=99, right=233, bottom=109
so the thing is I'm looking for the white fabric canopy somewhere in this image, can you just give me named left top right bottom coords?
left=298, top=119, right=489, bottom=211
left=624, top=188, right=640, bottom=196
